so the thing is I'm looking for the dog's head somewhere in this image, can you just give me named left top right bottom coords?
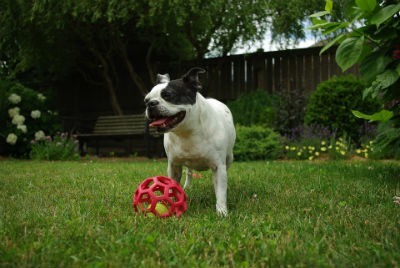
left=144, top=67, right=206, bottom=133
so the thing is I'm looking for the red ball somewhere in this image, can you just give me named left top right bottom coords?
left=133, top=176, right=187, bottom=218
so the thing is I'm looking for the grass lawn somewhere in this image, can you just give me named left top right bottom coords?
left=1, top=159, right=399, bottom=267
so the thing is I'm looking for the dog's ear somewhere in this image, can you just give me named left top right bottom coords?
left=156, top=74, right=170, bottom=84
left=182, top=67, right=206, bottom=91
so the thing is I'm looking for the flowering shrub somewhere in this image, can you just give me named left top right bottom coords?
left=281, top=124, right=375, bottom=161
left=30, top=132, right=79, bottom=160
left=0, top=80, right=60, bottom=157
left=283, top=136, right=352, bottom=161
left=283, top=136, right=378, bottom=161
left=355, top=141, right=374, bottom=159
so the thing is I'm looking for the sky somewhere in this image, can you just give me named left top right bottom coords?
left=232, top=29, right=317, bottom=55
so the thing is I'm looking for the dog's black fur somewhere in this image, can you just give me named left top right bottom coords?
left=159, top=67, right=205, bottom=106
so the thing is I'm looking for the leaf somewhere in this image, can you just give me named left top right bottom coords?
left=355, top=0, right=377, bottom=13
left=352, top=110, right=393, bottom=122
left=375, top=69, right=399, bottom=89
left=359, top=52, right=392, bottom=82
left=322, top=22, right=349, bottom=35
left=336, top=36, right=365, bottom=71
left=325, top=0, right=333, bottom=13
left=308, top=19, right=328, bottom=30
left=396, top=64, right=400, bottom=76
left=370, top=3, right=400, bottom=26
left=363, top=70, right=400, bottom=98
left=309, top=11, right=330, bottom=18
left=320, top=35, right=346, bottom=55
left=308, top=21, right=344, bottom=31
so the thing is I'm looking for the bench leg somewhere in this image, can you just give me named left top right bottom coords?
left=95, top=138, right=99, bottom=155
left=79, top=140, right=86, bottom=156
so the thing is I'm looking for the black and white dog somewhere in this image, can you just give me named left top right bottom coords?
left=144, top=67, right=236, bottom=216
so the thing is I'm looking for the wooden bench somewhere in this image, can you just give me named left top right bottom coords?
left=76, top=114, right=159, bottom=156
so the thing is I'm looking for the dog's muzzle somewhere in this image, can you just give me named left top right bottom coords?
left=145, top=101, right=186, bottom=132
left=148, top=111, right=186, bottom=133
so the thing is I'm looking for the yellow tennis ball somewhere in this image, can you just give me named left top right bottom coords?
left=147, top=202, right=169, bottom=217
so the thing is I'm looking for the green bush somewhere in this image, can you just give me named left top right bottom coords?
left=304, top=75, right=380, bottom=142
left=29, top=133, right=80, bottom=161
left=228, top=91, right=279, bottom=127
left=234, top=125, right=282, bottom=161
left=0, top=80, right=60, bottom=157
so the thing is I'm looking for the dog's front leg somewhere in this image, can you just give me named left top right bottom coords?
left=212, top=164, right=228, bottom=217
left=167, top=161, right=183, bottom=184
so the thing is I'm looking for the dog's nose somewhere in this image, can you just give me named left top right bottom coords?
left=147, top=100, right=159, bottom=107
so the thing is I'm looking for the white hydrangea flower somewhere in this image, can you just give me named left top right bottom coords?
left=11, top=114, right=25, bottom=126
left=35, top=130, right=45, bottom=141
left=17, top=124, right=27, bottom=133
left=8, top=107, right=20, bottom=118
left=6, top=133, right=18, bottom=145
left=37, top=93, right=46, bottom=101
left=31, top=110, right=41, bottom=119
left=8, top=93, right=21, bottom=104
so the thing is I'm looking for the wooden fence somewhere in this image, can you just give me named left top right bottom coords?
left=156, top=46, right=358, bottom=102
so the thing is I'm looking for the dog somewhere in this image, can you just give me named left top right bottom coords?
left=144, top=67, right=236, bottom=216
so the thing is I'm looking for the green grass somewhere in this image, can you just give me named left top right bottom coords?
left=1, top=159, right=399, bottom=267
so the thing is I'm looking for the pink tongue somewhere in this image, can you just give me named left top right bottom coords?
left=150, top=117, right=169, bottom=127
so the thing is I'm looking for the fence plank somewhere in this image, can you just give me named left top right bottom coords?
left=265, top=56, right=273, bottom=92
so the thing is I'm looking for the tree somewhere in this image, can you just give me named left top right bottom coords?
left=311, top=0, right=400, bottom=158
left=0, top=0, right=271, bottom=115
left=265, top=0, right=352, bottom=47
left=132, top=0, right=270, bottom=58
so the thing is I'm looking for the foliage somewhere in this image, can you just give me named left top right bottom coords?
left=0, top=80, right=60, bottom=158
left=227, top=89, right=307, bottom=134
left=137, top=0, right=269, bottom=58
left=29, top=133, right=79, bottom=161
left=0, top=1, right=270, bottom=112
left=228, top=91, right=280, bottom=128
left=304, top=75, right=380, bottom=142
left=274, top=88, right=308, bottom=135
left=372, top=120, right=400, bottom=159
left=266, top=0, right=352, bottom=47
left=310, top=0, right=400, bottom=159
left=234, top=125, right=282, bottom=161
left=1, top=160, right=399, bottom=267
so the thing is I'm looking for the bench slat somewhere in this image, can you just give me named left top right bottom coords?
left=78, top=114, right=158, bottom=137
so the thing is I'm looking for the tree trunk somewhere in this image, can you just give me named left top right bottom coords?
left=146, top=42, right=156, bottom=85
left=91, top=48, right=124, bottom=115
left=114, top=33, right=149, bottom=96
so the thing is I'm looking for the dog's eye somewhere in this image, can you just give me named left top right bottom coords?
left=161, top=90, right=173, bottom=100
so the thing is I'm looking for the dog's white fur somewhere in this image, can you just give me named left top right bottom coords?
left=145, top=76, right=236, bottom=216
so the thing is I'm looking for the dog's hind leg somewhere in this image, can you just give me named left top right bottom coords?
left=183, top=168, right=193, bottom=189
left=226, top=152, right=234, bottom=169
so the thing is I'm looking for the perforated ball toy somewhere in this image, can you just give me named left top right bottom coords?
left=133, top=176, right=187, bottom=218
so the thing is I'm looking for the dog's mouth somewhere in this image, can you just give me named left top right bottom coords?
left=149, top=111, right=186, bottom=132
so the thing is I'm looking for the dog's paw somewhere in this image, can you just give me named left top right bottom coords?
left=216, top=204, right=228, bottom=217
left=394, top=196, right=400, bottom=205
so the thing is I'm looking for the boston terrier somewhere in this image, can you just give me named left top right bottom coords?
left=144, top=67, right=236, bottom=216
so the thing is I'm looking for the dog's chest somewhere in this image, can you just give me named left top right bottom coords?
left=164, top=133, right=216, bottom=171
